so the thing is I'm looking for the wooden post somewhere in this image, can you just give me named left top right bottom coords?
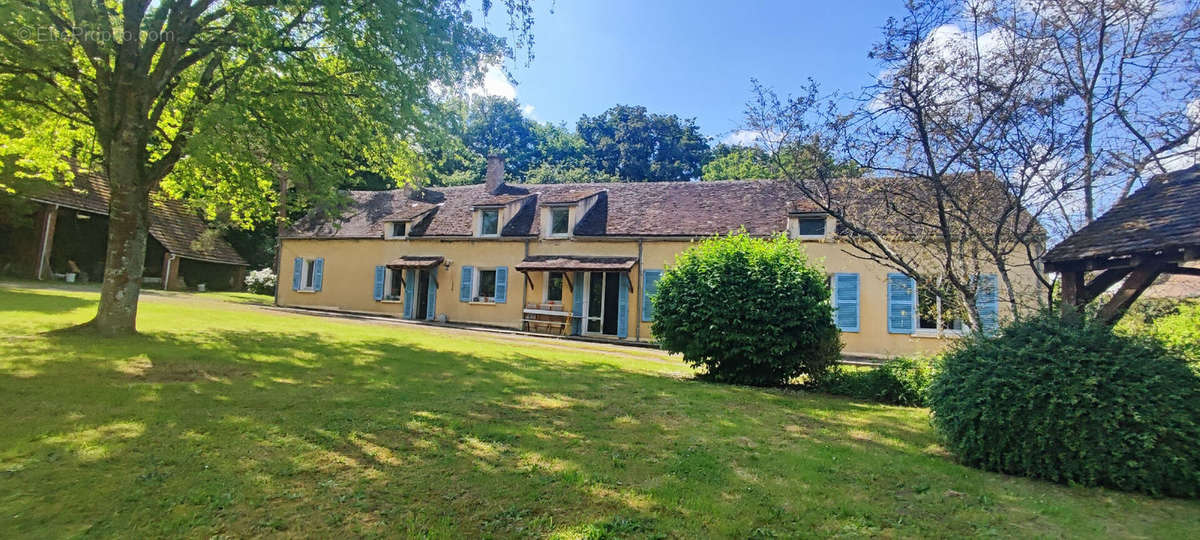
left=35, top=204, right=59, bottom=280
left=1059, top=269, right=1083, bottom=314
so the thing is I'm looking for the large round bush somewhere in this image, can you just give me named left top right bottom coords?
left=651, top=232, right=841, bottom=386
left=928, top=311, right=1200, bottom=497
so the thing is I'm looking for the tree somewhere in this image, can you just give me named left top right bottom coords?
left=651, top=233, right=842, bottom=386
left=1000, top=0, right=1200, bottom=232
left=701, top=144, right=774, bottom=180
left=748, top=0, right=1058, bottom=326
left=0, top=1, right=533, bottom=335
left=463, top=96, right=540, bottom=181
left=577, top=105, right=711, bottom=181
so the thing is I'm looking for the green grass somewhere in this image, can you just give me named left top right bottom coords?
left=1, top=285, right=1198, bottom=538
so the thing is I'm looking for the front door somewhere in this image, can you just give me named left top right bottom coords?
left=415, top=269, right=430, bottom=320
left=584, top=271, right=621, bottom=336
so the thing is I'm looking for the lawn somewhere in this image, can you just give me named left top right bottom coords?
left=1, top=284, right=1198, bottom=538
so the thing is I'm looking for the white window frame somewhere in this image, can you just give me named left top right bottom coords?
left=384, top=221, right=408, bottom=240
left=299, top=258, right=317, bottom=291
left=914, top=283, right=966, bottom=338
left=382, top=267, right=404, bottom=302
left=479, top=208, right=501, bottom=237
left=548, top=207, right=570, bottom=237
left=473, top=267, right=499, bottom=303
left=791, top=215, right=827, bottom=240
left=543, top=271, right=565, bottom=304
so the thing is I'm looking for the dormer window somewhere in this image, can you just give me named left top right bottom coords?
left=550, top=207, right=570, bottom=236
left=480, top=208, right=500, bottom=236
left=385, top=221, right=408, bottom=239
left=791, top=214, right=828, bottom=240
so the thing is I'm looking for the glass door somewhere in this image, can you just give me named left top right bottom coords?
left=586, top=271, right=604, bottom=333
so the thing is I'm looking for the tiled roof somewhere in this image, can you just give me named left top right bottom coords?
left=514, top=255, right=639, bottom=272
left=23, top=171, right=248, bottom=266
left=285, top=180, right=814, bottom=239
left=1044, top=166, right=1200, bottom=268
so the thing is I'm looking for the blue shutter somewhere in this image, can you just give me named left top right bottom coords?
left=425, top=268, right=438, bottom=320
left=887, top=273, right=916, bottom=334
left=373, top=266, right=385, bottom=301
left=460, top=266, right=473, bottom=302
left=617, top=273, right=629, bottom=338
left=312, top=258, right=324, bottom=291
left=833, top=273, right=860, bottom=332
left=403, top=269, right=416, bottom=319
left=976, top=273, right=1000, bottom=335
left=571, top=271, right=585, bottom=335
left=292, top=257, right=303, bottom=291
left=642, top=270, right=663, bottom=321
left=495, top=267, right=508, bottom=303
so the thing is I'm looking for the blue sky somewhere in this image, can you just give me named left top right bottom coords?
left=480, top=0, right=907, bottom=143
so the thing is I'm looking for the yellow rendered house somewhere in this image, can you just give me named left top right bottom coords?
left=278, top=158, right=1037, bottom=358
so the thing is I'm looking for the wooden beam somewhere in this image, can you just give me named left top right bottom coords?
left=1060, top=270, right=1084, bottom=311
left=1097, top=265, right=1164, bottom=325
left=1081, top=268, right=1132, bottom=303
left=1162, top=265, right=1200, bottom=277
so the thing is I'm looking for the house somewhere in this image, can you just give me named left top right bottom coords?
left=5, top=170, right=248, bottom=290
left=279, top=157, right=1036, bottom=357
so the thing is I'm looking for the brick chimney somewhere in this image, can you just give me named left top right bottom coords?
left=485, top=155, right=505, bottom=194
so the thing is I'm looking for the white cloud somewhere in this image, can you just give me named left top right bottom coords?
left=722, top=130, right=761, bottom=146
left=467, top=63, right=517, bottom=100
left=521, top=103, right=536, bottom=119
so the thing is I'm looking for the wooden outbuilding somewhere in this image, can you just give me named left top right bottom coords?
left=1044, top=165, right=1200, bottom=323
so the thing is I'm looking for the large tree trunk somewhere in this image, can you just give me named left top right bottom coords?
left=88, top=149, right=152, bottom=336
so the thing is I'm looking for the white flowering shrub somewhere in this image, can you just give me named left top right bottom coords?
left=244, top=268, right=277, bottom=295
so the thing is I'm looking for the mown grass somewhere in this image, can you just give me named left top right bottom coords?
left=1, top=284, right=1198, bottom=538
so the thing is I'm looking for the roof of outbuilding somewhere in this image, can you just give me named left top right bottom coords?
left=23, top=171, right=248, bottom=266
left=1043, top=166, right=1200, bottom=268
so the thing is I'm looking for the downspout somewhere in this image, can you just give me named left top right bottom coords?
left=521, top=240, right=529, bottom=310
left=635, top=239, right=643, bottom=341
left=163, top=253, right=177, bottom=290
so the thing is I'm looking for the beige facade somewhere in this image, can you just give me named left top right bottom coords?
left=277, top=234, right=1029, bottom=358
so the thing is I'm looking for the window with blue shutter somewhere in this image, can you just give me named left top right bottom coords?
left=425, top=268, right=438, bottom=320
left=459, top=266, right=473, bottom=302
left=642, top=270, right=663, bottom=321
left=373, top=266, right=385, bottom=301
left=887, top=273, right=917, bottom=334
left=312, top=258, right=324, bottom=291
left=292, top=257, right=303, bottom=291
left=571, top=271, right=585, bottom=335
left=495, top=267, right=508, bottom=303
left=403, top=269, right=416, bottom=318
left=976, top=273, right=999, bottom=335
left=617, top=274, right=629, bottom=338
left=832, top=273, right=860, bottom=332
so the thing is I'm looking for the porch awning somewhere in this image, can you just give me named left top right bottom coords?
left=386, top=256, right=444, bottom=269
left=515, top=255, right=638, bottom=272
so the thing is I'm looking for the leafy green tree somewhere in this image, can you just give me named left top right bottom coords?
left=651, top=232, right=842, bottom=386
left=0, top=1, right=532, bottom=335
left=463, top=96, right=540, bottom=181
left=701, top=144, right=774, bottom=180
left=577, top=105, right=711, bottom=181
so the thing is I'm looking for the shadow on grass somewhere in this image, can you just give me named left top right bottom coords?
left=0, top=289, right=93, bottom=314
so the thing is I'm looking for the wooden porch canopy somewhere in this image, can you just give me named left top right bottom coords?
left=514, top=255, right=638, bottom=273
left=1044, top=165, right=1200, bottom=323
left=385, top=256, right=444, bottom=269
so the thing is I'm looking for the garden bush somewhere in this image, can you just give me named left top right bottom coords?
left=244, top=268, right=277, bottom=295
left=1151, top=302, right=1200, bottom=367
left=651, top=232, right=841, bottom=386
left=928, top=310, right=1200, bottom=497
left=818, top=356, right=936, bottom=406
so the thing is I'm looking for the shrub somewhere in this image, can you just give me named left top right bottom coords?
left=651, top=232, right=842, bottom=386
left=1150, top=302, right=1200, bottom=367
left=819, top=356, right=936, bottom=406
left=928, top=310, right=1200, bottom=497
left=244, top=268, right=277, bottom=295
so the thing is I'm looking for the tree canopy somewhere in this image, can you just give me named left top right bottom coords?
left=0, top=0, right=533, bottom=334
